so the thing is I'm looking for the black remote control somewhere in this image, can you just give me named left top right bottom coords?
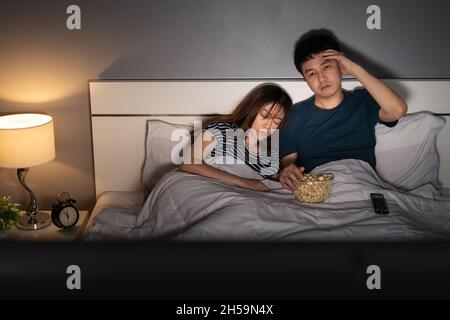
left=370, top=193, right=389, bottom=215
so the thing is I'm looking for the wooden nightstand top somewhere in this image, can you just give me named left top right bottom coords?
left=1, top=210, right=90, bottom=241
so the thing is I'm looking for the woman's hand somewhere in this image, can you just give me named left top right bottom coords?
left=237, top=178, right=269, bottom=192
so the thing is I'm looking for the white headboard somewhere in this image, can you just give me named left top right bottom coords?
left=89, top=80, right=450, bottom=198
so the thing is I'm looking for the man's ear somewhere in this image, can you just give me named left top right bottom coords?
left=299, top=63, right=307, bottom=78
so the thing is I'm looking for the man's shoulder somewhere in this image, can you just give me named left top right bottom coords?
left=293, top=96, right=314, bottom=113
left=347, top=87, right=370, bottom=98
left=343, top=87, right=375, bottom=108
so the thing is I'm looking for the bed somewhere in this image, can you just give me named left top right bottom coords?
left=83, top=79, right=450, bottom=241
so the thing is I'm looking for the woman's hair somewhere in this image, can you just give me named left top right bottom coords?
left=203, top=83, right=293, bottom=130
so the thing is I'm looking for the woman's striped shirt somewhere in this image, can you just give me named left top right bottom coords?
left=204, top=121, right=280, bottom=178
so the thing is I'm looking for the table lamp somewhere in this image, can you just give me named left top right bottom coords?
left=0, top=113, right=55, bottom=230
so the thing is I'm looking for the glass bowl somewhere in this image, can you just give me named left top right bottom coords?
left=294, top=172, right=334, bottom=203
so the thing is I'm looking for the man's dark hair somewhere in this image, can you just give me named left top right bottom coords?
left=294, top=29, right=341, bottom=75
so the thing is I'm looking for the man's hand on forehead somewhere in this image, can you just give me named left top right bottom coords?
left=321, top=49, right=344, bottom=55
left=319, top=49, right=361, bottom=76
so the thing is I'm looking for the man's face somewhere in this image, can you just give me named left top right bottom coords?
left=301, top=53, right=342, bottom=100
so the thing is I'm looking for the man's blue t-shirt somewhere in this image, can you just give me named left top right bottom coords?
left=279, top=88, right=397, bottom=172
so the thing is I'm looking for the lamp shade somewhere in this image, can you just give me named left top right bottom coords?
left=0, top=113, right=55, bottom=168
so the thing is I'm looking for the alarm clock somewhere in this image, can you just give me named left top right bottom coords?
left=51, top=192, right=79, bottom=229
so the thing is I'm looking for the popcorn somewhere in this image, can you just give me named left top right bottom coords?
left=294, top=172, right=334, bottom=203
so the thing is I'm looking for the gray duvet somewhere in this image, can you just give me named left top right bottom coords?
left=84, top=159, right=450, bottom=241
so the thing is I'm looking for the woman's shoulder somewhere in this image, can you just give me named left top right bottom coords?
left=205, top=121, right=237, bottom=130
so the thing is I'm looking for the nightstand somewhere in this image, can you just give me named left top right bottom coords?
left=1, top=210, right=90, bottom=241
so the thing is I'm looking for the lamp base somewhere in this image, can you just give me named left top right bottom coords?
left=17, top=212, right=51, bottom=230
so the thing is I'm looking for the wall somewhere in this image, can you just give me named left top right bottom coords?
left=1, top=0, right=449, bottom=211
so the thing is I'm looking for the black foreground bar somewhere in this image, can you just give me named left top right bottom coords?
left=1, top=241, right=450, bottom=300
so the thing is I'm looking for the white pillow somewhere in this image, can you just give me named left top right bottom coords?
left=375, top=112, right=445, bottom=190
left=142, top=120, right=192, bottom=192
left=143, top=114, right=445, bottom=194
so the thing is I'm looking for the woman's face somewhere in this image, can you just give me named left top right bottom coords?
left=250, top=103, right=285, bottom=140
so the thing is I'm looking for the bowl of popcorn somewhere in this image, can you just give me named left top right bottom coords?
left=294, top=172, right=334, bottom=203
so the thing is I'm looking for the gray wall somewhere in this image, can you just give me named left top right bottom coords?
left=1, top=0, right=449, bottom=211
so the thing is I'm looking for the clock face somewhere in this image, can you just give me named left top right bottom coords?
left=58, top=206, right=78, bottom=227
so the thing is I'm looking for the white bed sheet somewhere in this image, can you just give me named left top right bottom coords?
left=442, top=188, right=450, bottom=197
left=84, top=158, right=450, bottom=241
left=84, top=187, right=450, bottom=240
left=83, top=191, right=144, bottom=238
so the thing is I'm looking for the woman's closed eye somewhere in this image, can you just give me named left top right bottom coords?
left=259, top=110, right=283, bottom=124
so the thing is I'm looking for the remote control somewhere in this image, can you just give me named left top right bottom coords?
left=370, top=193, right=389, bottom=215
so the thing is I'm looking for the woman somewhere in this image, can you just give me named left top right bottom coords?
left=179, top=83, right=293, bottom=192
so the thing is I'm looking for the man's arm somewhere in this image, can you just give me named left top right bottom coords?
left=352, top=67, right=407, bottom=122
left=281, top=153, right=298, bottom=168
left=321, top=50, right=408, bottom=122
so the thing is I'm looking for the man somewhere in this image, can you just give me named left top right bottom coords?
left=279, top=30, right=407, bottom=190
